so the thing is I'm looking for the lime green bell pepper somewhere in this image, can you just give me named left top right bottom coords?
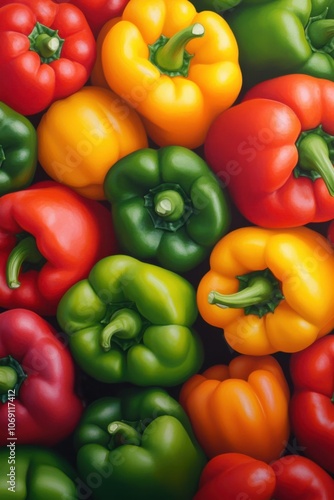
left=74, top=387, right=207, bottom=500
left=57, top=255, right=203, bottom=386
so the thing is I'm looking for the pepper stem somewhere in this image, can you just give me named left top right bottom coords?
left=6, top=235, right=45, bottom=289
left=154, top=23, right=205, bottom=72
left=154, top=190, right=185, bottom=221
left=108, top=421, right=141, bottom=449
left=297, top=133, right=334, bottom=196
left=307, top=19, right=334, bottom=49
left=0, top=145, right=5, bottom=168
left=0, top=367, right=18, bottom=395
left=100, top=308, right=142, bottom=352
left=34, top=34, right=60, bottom=59
left=208, top=276, right=274, bottom=309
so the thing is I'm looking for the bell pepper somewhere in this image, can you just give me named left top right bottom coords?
left=205, top=74, right=334, bottom=228
left=194, top=453, right=334, bottom=500
left=0, top=180, right=117, bottom=316
left=179, top=355, right=290, bottom=462
left=0, top=0, right=96, bottom=116
left=289, top=334, right=334, bottom=474
left=100, top=0, right=242, bottom=148
left=0, top=102, right=37, bottom=196
left=37, top=86, right=148, bottom=200
left=224, top=0, right=334, bottom=90
left=0, top=445, right=78, bottom=499
left=196, top=225, right=334, bottom=355
left=0, top=308, right=83, bottom=446
left=189, top=0, right=241, bottom=11
left=74, top=387, right=207, bottom=500
left=57, top=254, right=203, bottom=386
left=103, top=146, right=231, bottom=273
left=54, top=0, right=129, bottom=38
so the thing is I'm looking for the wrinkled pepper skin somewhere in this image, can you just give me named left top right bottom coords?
left=0, top=446, right=78, bottom=499
left=74, top=387, right=207, bottom=500
left=100, top=0, right=242, bottom=148
left=179, top=355, right=290, bottom=462
left=205, top=74, right=334, bottom=228
left=0, top=309, right=83, bottom=446
left=104, top=146, right=230, bottom=273
left=225, top=0, right=334, bottom=90
left=37, top=86, right=148, bottom=200
left=57, top=254, right=203, bottom=386
left=289, top=335, right=334, bottom=474
left=0, top=180, right=117, bottom=316
left=0, top=102, right=37, bottom=196
left=197, top=226, right=334, bottom=355
left=0, top=0, right=96, bottom=116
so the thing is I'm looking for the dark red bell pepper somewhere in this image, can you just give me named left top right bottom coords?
left=54, top=0, right=129, bottom=38
left=0, top=308, right=83, bottom=446
left=289, top=334, right=334, bottom=475
left=0, top=180, right=117, bottom=316
left=205, top=74, right=334, bottom=228
left=0, top=0, right=96, bottom=116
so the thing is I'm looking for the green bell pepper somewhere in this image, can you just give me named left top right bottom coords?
left=73, top=387, right=207, bottom=500
left=224, top=0, right=334, bottom=89
left=0, top=445, right=77, bottom=499
left=57, top=254, right=203, bottom=386
left=103, top=146, right=230, bottom=273
left=0, top=102, right=37, bottom=195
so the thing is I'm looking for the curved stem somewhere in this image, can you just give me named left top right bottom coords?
left=308, top=19, right=334, bottom=49
left=155, top=23, right=205, bottom=72
left=208, top=276, right=274, bottom=309
left=6, top=236, right=45, bottom=289
left=100, top=308, right=142, bottom=352
left=0, top=367, right=17, bottom=395
left=298, top=133, right=334, bottom=196
left=154, top=190, right=185, bottom=221
left=108, top=421, right=141, bottom=449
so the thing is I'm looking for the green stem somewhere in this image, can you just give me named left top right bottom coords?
left=208, top=276, right=274, bottom=309
left=6, top=235, right=45, bottom=289
left=0, top=145, right=5, bottom=168
left=100, top=308, right=142, bottom=352
left=154, top=190, right=185, bottom=221
left=155, top=23, right=205, bottom=72
left=0, top=367, right=17, bottom=395
left=308, top=19, right=334, bottom=49
left=298, top=133, right=334, bottom=196
left=34, top=34, right=60, bottom=59
left=108, top=421, right=141, bottom=449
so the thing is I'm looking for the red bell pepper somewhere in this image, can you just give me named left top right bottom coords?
left=0, top=0, right=96, bottom=116
left=54, top=0, right=129, bottom=38
left=194, top=453, right=334, bottom=500
left=0, top=308, right=83, bottom=446
left=205, top=74, right=334, bottom=228
left=0, top=180, right=117, bottom=316
left=289, top=334, right=334, bottom=475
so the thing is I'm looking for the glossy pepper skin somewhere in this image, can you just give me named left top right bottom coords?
left=179, top=355, right=290, bottom=462
left=37, top=86, right=148, bottom=200
left=0, top=0, right=96, bottom=116
left=205, top=74, right=334, bottom=228
left=0, top=445, right=78, bottom=499
left=103, top=146, right=230, bottom=273
left=194, top=453, right=334, bottom=500
left=74, top=387, right=207, bottom=500
left=0, top=180, right=117, bottom=316
left=197, top=226, right=334, bottom=355
left=100, top=0, right=242, bottom=148
left=0, top=102, right=37, bottom=196
left=0, top=309, right=83, bottom=446
left=289, top=335, right=334, bottom=474
left=224, top=0, right=334, bottom=90
left=57, top=254, right=203, bottom=386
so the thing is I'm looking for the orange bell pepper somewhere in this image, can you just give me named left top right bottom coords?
left=179, top=355, right=290, bottom=463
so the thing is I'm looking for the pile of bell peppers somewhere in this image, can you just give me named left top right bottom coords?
left=0, top=0, right=334, bottom=499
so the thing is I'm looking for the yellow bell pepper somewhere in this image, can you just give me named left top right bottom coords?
left=197, top=226, right=334, bottom=355
left=37, top=86, right=148, bottom=200
left=100, top=0, right=242, bottom=149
